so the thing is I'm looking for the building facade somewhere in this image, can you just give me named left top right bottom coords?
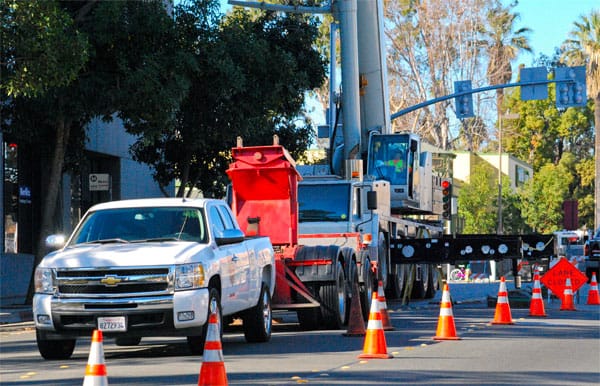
left=1, top=119, right=172, bottom=305
left=453, top=151, right=532, bottom=192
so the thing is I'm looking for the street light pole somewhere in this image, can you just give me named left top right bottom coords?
left=498, top=114, right=503, bottom=236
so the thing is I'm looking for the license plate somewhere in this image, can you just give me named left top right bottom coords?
left=97, top=316, right=127, bottom=332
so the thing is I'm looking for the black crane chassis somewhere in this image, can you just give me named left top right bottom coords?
left=390, top=234, right=554, bottom=265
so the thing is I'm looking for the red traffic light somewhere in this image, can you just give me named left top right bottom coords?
left=441, top=180, right=450, bottom=189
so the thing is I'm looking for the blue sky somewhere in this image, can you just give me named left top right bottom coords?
left=216, top=1, right=598, bottom=126
left=512, top=0, right=598, bottom=65
left=218, top=1, right=598, bottom=64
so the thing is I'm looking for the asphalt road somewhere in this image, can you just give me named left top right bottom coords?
left=1, top=281, right=599, bottom=385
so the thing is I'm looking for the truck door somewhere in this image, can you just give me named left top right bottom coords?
left=209, top=204, right=251, bottom=314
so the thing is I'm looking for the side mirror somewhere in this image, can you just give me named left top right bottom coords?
left=367, top=191, right=378, bottom=210
left=45, top=234, right=66, bottom=251
left=214, top=229, right=245, bottom=246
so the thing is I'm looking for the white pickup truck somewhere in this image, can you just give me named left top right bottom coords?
left=33, top=198, right=275, bottom=359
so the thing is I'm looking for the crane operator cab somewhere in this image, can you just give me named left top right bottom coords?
left=368, top=132, right=427, bottom=213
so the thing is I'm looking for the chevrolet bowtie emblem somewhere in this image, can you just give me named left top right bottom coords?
left=100, top=275, right=122, bottom=286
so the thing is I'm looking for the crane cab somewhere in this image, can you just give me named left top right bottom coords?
left=367, top=132, right=433, bottom=214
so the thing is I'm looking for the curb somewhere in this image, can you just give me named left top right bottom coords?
left=0, top=321, right=35, bottom=332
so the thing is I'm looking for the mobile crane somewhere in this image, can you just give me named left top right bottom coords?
left=226, top=0, right=553, bottom=329
left=244, top=0, right=446, bottom=293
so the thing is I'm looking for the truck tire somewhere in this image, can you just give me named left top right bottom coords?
left=36, top=330, right=76, bottom=360
left=187, top=287, right=222, bottom=355
left=344, top=255, right=358, bottom=324
left=115, top=336, right=142, bottom=346
left=320, top=260, right=347, bottom=329
left=425, top=265, right=437, bottom=299
left=243, top=283, right=272, bottom=343
left=386, top=264, right=406, bottom=300
left=411, top=264, right=430, bottom=299
left=377, top=232, right=389, bottom=289
left=360, top=256, right=374, bottom=321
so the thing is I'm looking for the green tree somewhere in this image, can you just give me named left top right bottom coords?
left=576, top=157, right=595, bottom=228
left=483, top=0, right=531, bottom=118
left=3, top=0, right=192, bottom=264
left=502, top=85, right=592, bottom=171
left=385, top=0, right=491, bottom=149
left=131, top=3, right=326, bottom=197
left=519, top=161, right=573, bottom=233
left=458, top=163, right=497, bottom=234
left=0, top=0, right=88, bottom=98
left=561, top=10, right=600, bottom=229
left=457, top=160, right=525, bottom=234
left=501, top=66, right=594, bottom=229
left=501, top=178, right=530, bottom=234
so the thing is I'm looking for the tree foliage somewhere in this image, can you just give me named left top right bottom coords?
left=457, top=163, right=497, bottom=234
left=483, top=0, right=531, bottom=118
left=0, top=0, right=88, bottom=98
left=501, top=73, right=594, bottom=229
left=519, top=160, right=574, bottom=233
left=561, top=10, right=600, bottom=229
left=130, top=2, right=326, bottom=197
left=2, top=0, right=193, bottom=263
left=502, top=86, right=592, bottom=170
left=384, top=0, right=531, bottom=152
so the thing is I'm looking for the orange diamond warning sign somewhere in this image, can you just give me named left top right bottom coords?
left=540, top=258, right=588, bottom=295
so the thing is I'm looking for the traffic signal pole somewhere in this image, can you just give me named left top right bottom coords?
left=391, top=77, right=578, bottom=121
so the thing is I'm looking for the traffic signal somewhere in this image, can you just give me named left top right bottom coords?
left=454, top=80, right=474, bottom=119
left=441, top=179, right=452, bottom=220
left=555, top=66, right=587, bottom=108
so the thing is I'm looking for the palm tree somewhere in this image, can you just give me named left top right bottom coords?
left=562, top=11, right=600, bottom=229
left=483, top=1, right=532, bottom=119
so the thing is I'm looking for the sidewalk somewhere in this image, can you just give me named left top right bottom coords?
left=0, top=305, right=34, bottom=330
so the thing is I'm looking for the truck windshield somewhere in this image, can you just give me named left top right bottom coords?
left=368, top=134, right=410, bottom=185
left=298, top=184, right=350, bottom=222
left=69, top=207, right=208, bottom=245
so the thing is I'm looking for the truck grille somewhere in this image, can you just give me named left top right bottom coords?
left=55, top=267, right=172, bottom=297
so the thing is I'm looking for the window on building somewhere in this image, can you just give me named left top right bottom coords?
left=515, top=165, right=530, bottom=187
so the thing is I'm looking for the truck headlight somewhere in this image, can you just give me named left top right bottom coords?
left=175, top=263, right=205, bottom=290
left=34, top=267, right=56, bottom=294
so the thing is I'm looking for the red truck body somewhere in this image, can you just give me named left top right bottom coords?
left=226, top=142, right=345, bottom=315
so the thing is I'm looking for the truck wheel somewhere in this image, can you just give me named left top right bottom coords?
left=187, top=287, right=222, bottom=355
left=360, top=257, right=374, bottom=321
left=243, top=283, right=272, bottom=343
left=320, top=260, right=347, bottom=329
left=386, top=264, right=406, bottom=300
left=36, top=330, right=76, bottom=360
left=377, top=232, right=388, bottom=289
left=425, top=265, right=437, bottom=299
left=115, top=336, right=142, bottom=346
left=411, top=264, right=430, bottom=299
left=344, top=259, right=358, bottom=323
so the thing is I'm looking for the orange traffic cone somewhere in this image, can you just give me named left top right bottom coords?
left=586, top=272, right=600, bottom=305
left=491, top=276, right=514, bottom=325
left=560, top=277, right=576, bottom=311
left=83, top=330, right=108, bottom=386
left=198, top=311, right=228, bottom=386
left=433, top=283, right=460, bottom=340
left=358, top=292, right=393, bottom=359
left=529, top=272, right=547, bottom=317
left=376, top=280, right=394, bottom=331
left=343, top=281, right=366, bottom=337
